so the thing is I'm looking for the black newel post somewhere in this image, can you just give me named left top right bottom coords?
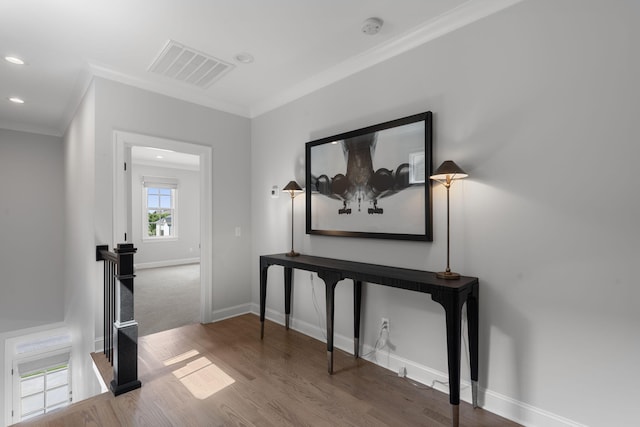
left=111, top=243, right=141, bottom=395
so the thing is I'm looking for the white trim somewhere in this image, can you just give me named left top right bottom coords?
left=113, top=133, right=131, bottom=245
left=13, top=351, right=72, bottom=422
left=0, top=120, right=63, bottom=138
left=141, top=186, right=177, bottom=241
left=113, top=131, right=213, bottom=325
left=209, top=304, right=252, bottom=323
left=59, top=68, right=94, bottom=137
left=82, top=1, right=524, bottom=121
left=113, top=320, right=138, bottom=329
left=134, top=258, right=200, bottom=270
left=94, top=337, right=104, bottom=354
left=3, top=323, right=70, bottom=427
left=248, top=305, right=585, bottom=427
left=250, top=0, right=525, bottom=117
left=90, top=64, right=250, bottom=118
left=95, top=302, right=249, bottom=352
left=90, top=357, right=108, bottom=394
left=141, top=176, right=178, bottom=188
left=141, top=236, right=178, bottom=243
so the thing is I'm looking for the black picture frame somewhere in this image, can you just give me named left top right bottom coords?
left=305, top=111, right=433, bottom=241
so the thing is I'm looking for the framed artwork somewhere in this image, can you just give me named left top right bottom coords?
left=305, top=111, right=433, bottom=241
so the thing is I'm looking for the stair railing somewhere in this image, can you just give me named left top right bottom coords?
left=96, top=243, right=142, bottom=395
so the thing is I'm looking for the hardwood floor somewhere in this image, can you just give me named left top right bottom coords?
left=14, top=314, right=520, bottom=427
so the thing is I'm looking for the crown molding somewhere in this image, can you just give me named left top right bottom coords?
left=58, top=67, right=95, bottom=137
left=250, top=0, right=525, bottom=118
left=88, top=63, right=251, bottom=118
left=59, top=0, right=523, bottom=125
left=0, top=119, right=63, bottom=137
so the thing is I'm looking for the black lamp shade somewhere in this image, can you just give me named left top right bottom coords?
left=430, top=161, right=468, bottom=181
left=283, top=180, right=303, bottom=192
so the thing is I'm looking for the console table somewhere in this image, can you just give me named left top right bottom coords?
left=259, top=253, right=479, bottom=426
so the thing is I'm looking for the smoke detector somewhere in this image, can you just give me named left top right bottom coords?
left=361, top=17, right=383, bottom=35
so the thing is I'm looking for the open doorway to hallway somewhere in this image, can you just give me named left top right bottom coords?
left=130, top=145, right=201, bottom=336
left=134, top=263, right=200, bottom=336
left=113, top=131, right=214, bottom=336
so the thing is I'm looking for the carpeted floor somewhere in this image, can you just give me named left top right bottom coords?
left=134, top=263, right=200, bottom=336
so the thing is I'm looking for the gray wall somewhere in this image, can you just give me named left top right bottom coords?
left=3, top=1, right=638, bottom=425
left=251, top=1, right=639, bottom=426
left=131, top=163, right=201, bottom=266
left=0, top=129, right=65, bottom=333
left=0, top=129, right=65, bottom=422
left=93, top=77, right=252, bottom=322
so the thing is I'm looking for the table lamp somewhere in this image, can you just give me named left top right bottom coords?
left=283, top=180, right=303, bottom=257
left=430, top=161, right=468, bottom=279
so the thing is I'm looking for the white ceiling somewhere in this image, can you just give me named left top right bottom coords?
left=132, top=146, right=200, bottom=171
left=0, top=0, right=522, bottom=137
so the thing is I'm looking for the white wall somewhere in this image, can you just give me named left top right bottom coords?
left=63, top=83, right=102, bottom=402
left=251, top=1, right=640, bottom=426
left=0, top=129, right=65, bottom=425
left=93, top=77, right=252, bottom=323
left=131, top=163, right=200, bottom=266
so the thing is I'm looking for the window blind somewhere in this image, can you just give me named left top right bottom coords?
left=18, top=351, right=70, bottom=376
left=142, top=176, right=178, bottom=189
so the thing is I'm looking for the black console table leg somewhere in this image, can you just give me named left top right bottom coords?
left=284, top=267, right=292, bottom=330
left=259, top=263, right=269, bottom=339
left=467, top=283, right=479, bottom=408
left=325, top=281, right=336, bottom=374
left=318, top=272, right=341, bottom=374
left=439, top=294, right=463, bottom=427
left=353, top=280, right=362, bottom=358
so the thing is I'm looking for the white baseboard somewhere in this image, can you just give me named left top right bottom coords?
left=134, top=257, right=200, bottom=270
left=95, top=303, right=250, bottom=350
left=248, top=304, right=585, bottom=427
left=94, top=337, right=104, bottom=353
left=95, top=303, right=251, bottom=348
left=210, top=303, right=252, bottom=323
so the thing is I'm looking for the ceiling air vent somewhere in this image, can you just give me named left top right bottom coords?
left=149, top=40, right=234, bottom=89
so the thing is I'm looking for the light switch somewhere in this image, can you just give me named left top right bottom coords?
left=235, top=226, right=241, bottom=237
left=271, top=185, right=279, bottom=198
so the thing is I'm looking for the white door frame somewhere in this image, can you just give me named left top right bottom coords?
left=113, top=130, right=213, bottom=323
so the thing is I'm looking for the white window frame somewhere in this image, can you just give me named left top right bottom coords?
left=15, top=352, right=72, bottom=421
left=4, top=326, right=72, bottom=425
left=142, top=176, right=178, bottom=241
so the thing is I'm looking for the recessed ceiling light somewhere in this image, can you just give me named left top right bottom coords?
left=8, top=97, right=25, bottom=104
left=5, top=56, right=25, bottom=65
left=235, top=53, right=254, bottom=64
left=156, top=155, right=164, bottom=159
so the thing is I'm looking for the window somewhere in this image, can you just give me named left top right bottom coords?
left=143, top=176, right=178, bottom=239
left=146, top=187, right=175, bottom=237
left=18, top=357, right=71, bottom=421
left=5, top=327, right=72, bottom=425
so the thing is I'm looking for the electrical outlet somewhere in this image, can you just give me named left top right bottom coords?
left=398, top=366, right=406, bottom=377
left=379, top=318, right=390, bottom=349
left=381, top=317, right=389, bottom=331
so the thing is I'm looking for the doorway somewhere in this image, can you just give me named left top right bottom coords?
left=113, top=131, right=213, bottom=328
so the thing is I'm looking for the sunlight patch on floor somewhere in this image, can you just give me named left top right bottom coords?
left=172, top=357, right=235, bottom=399
left=163, top=349, right=200, bottom=366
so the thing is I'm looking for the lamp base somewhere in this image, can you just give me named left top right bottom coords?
left=286, top=251, right=300, bottom=257
left=437, top=271, right=461, bottom=280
